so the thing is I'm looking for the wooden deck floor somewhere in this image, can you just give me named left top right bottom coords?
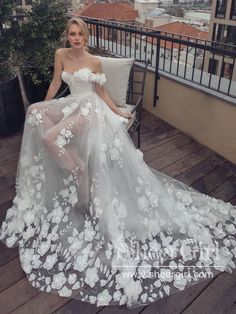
left=0, top=110, right=236, bottom=314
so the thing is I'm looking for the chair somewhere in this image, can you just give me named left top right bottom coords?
left=98, top=56, right=149, bottom=148
left=121, top=59, right=149, bottom=148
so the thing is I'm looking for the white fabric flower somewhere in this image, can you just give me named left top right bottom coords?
left=159, top=268, right=174, bottom=282
left=73, top=255, right=88, bottom=272
left=52, top=272, right=67, bottom=290
left=81, top=106, right=90, bottom=117
left=84, top=221, right=96, bottom=242
left=85, top=267, right=99, bottom=288
left=89, top=296, right=97, bottom=304
left=138, top=196, right=149, bottom=212
left=58, top=286, right=72, bottom=297
left=97, top=289, right=112, bottom=306
left=110, top=147, right=120, bottom=160
left=124, top=279, right=142, bottom=305
left=226, top=224, right=236, bottom=235
left=56, top=135, right=67, bottom=150
left=113, top=290, right=122, bottom=301
left=149, top=239, right=161, bottom=252
left=113, top=137, right=123, bottom=149
left=149, top=193, right=159, bottom=207
left=68, top=273, right=77, bottom=285
left=43, top=253, right=58, bottom=270
left=68, top=237, right=82, bottom=254
left=6, top=234, right=17, bottom=247
left=21, top=248, right=34, bottom=273
left=23, top=210, right=35, bottom=225
left=180, top=244, right=193, bottom=261
left=116, top=202, right=127, bottom=219
left=173, top=274, right=187, bottom=290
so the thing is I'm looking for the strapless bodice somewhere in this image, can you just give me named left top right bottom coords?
left=61, top=67, right=106, bottom=97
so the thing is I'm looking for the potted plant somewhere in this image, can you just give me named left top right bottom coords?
left=0, top=0, right=25, bottom=137
left=18, top=0, right=69, bottom=104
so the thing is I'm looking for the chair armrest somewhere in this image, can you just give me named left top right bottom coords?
left=131, top=96, right=142, bottom=114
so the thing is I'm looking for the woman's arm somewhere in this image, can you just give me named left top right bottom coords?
left=94, top=60, right=132, bottom=119
left=45, top=49, right=63, bottom=100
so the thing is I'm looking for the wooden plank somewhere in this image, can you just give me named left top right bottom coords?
left=141, top=116, right=167, bottom=134
left=0, top=132, right=22, bottom=149
left=140, top=128, right=180, bottom=153
left=192, top=161, right=236, bottom=194
left=175, top=154, right=226, bottom=186
left=161, top=146, right=214, bottom=179
left=0, top=150, right=20, bottom=167
left=0, top=277, right=39, bottom=314
left=98, top=305, right=143, bottom=314
left=182, top=271, right=236, bottom=314
left=0, top=186, right=15, bottom=207
left=54, top=299, right=102, bottom=314
left=225, top=304, right=236, bottom=314
left=140, top=277, right=214, bottom=314
left=11, top=292, right=70, bottom=314
left=0, top=257, right=24, bottom=293
left=0, top=162, right=18, bottom=176
left=148, top=142, right=201, bottom=171
left=229, top=195, right=236, bottom=206
left=209, top=175, right=236, bottom=202
left=143, top=133, right=192, bottom=163
left=0, top=241, right=19, bottom=267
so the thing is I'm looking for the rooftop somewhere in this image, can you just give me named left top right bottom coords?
left=76, top=3, right=139, bottom=21
left=154, top=21, right=209, bottom=40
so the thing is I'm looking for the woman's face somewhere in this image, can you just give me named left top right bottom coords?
left=67, top=23, right=86, bottom=49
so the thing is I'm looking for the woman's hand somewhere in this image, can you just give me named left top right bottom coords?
left=118, top=111, right=132, bottom=119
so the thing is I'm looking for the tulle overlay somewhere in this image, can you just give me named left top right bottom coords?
left=1, top=68, right=236, bottom=307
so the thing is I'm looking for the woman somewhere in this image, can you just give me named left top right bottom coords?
left=0, top=18, right=236, bottom=308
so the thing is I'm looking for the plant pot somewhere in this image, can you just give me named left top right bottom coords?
left=21, top=66, right=70, bottom=104
left=0, top=73, right=25, bottom=137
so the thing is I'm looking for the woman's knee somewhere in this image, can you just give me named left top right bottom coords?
left=43, top=130, right=56, bottom=151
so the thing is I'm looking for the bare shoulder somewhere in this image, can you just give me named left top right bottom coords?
left=89, top=54, right=102, bottom=72
left=55, top=48, right=69, bottom=59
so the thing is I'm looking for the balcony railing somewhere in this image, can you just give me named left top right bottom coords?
left=4, top=14, right=236, bottom=107
left=82, top=17, right=236, bottom=106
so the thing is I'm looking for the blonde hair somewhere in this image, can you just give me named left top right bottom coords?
left=61, top=18, right=89, bottom=48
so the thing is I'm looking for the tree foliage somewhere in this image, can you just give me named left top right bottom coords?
left=17, top=0, right=68, bottom=84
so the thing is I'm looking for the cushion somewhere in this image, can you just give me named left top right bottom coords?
left=98, top=56, right=134, bottom=107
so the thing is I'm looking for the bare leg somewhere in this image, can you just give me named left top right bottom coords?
left=43, top=114, right=87, bottom=174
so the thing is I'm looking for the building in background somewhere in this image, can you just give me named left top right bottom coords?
left=133, top=21, right=208, bottom=69
left=135, top=0, right=166, bottom=24
left=145, top=8, right=171, bottom=28
left=206, top=0, right=236, bottom=80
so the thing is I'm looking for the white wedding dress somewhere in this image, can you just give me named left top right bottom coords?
left=1, top=68, right=236, bottom=307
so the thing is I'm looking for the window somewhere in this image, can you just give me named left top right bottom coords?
left=215, top=0, right=227, bottom=18
left=208, top=58, right=218, bottom=75
left=221, top=62, right=233, bottom=78
left=230, top=0, right=236, bottom=20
